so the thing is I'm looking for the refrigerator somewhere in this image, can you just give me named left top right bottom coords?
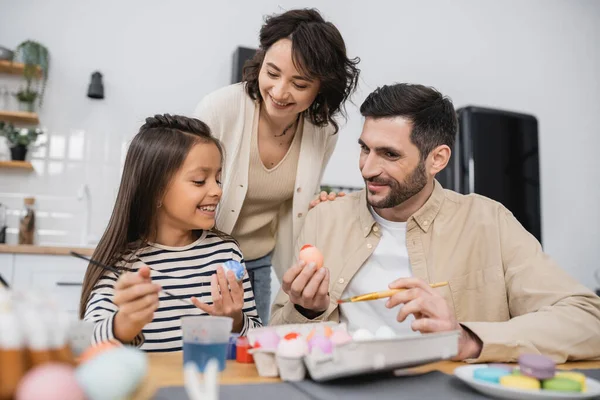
left=437, top=106, right=542, bottom=244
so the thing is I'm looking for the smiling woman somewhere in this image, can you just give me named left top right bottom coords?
left=194, top=8, right=360, bottom=323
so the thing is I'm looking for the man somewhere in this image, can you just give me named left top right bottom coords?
left=270, top=83, right=600, bottom=362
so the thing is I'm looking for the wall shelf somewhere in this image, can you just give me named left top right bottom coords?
left=0, top=110, right=39, bottom=124
left=0, top=160, right=34, bottom=171
left=0, top=60, right=42, bottom=77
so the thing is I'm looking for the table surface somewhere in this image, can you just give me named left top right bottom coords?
left=131, top=352, right=600, bottom=400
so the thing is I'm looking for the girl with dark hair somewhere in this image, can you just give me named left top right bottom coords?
left=80, top=114, right=261, bottom=352
left=194, top=8, right=360, bottom=322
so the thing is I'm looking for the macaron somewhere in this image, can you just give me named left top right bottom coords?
left=500, top=375, right=541, bottom=390
left=518, top=354, right=556, bottom=380
left=555, top=372, right=586, bottom=392
left=542, top=377, right=582, bottom=392
left=473, top=367, right=511, bottom=384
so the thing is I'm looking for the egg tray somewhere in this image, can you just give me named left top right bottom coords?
left=304, top=330, right=460, bottom=381
left=247, top=321, right=342, bottom=344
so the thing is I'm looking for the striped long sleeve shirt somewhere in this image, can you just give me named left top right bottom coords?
left=83, top=231, right=262, bottom=352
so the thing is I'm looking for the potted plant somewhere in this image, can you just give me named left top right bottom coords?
left=11, top=40, right=50, bottom=111
left=15, top=89, right=38, bottom=112
left=0, top=121, right=45, bottom=161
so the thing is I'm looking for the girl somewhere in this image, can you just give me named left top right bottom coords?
left=79, top=114, right=261, bottom=352
left=194, top=8, right=360, bottom=322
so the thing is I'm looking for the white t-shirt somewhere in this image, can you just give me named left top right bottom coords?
left=339, top=207, right=420, bottom=337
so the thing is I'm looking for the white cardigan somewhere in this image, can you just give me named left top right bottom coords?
left=193, top=83, right=337, bottom=280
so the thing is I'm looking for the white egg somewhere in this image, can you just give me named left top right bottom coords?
left=352, top=328, right=374, bottom=341
left=75, top=346, right=147, bottom=400
left=375, top=325, right=396, bottom=339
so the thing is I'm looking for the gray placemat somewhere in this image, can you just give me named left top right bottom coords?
left=153, top=382, right=312, bottom=400
left=292, top=371, right=484, bottom=400
left=153, top=369, right=600, bottom=400
left=577, top=369, right=600, bottom=380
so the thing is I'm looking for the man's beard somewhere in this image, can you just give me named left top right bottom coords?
left=365, top=160, right=428, bottom=209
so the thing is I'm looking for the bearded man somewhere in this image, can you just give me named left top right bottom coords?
left=270, top=83, right=600, bottom=363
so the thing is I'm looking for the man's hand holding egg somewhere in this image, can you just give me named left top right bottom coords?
left=281, top=245, right=330, bottom=317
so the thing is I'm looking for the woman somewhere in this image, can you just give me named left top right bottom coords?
left=194, top=8, right=360, bottom=323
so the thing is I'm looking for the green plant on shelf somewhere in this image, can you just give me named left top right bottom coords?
left=0, top=121, right=45, bottom=147
left=15, top=89, right=38, bottom=104
left=12, top=40, right=50, bottom=107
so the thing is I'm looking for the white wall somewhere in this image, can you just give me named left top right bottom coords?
left=0, top=0, right=598, bottom=288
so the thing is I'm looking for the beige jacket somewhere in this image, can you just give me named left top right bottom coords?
left=194, top=84, right=337, bottom=278
left=271, top=182, right=600, bottom=362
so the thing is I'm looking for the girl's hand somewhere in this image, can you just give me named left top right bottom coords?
left=191, top=266, right=245, bottom=332
left=113, top=266, right=161, bottom=343
left=309, top=191, right=345, bottom=210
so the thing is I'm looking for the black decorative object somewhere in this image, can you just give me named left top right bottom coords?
left=87, top=71, right=104, bottom=99
left=231, top=47, right=257, bottom=84
left=438, top=106, right=541, bottom=244
left=10, top=144, right=28, bottom=161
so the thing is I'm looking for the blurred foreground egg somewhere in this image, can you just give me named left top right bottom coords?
left=76, top=346, right=147, bottom=400
left=79, top=341, right=119, bottom=364
left=16, top=363, right=85, bottom=400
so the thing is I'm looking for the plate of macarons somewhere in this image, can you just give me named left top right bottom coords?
left=454, top=354, right=600, bottom=399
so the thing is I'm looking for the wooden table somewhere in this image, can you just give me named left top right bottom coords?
left=132, top=352, right=600, bottom=400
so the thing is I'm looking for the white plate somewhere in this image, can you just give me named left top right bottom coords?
left=454, top=365, right=600, bottom=400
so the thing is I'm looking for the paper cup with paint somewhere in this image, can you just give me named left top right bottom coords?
left=182, top=316, right=233, bottom=372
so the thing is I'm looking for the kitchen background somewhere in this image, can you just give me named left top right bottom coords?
left=0, top=0, right=599, bottom=292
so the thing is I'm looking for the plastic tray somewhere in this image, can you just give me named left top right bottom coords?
left=304, top=330, right=460, bottom=381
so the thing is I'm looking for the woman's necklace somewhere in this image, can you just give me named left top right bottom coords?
left=273, top=115, right=300, bottom=137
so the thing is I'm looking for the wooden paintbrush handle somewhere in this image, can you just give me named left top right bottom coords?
left=375, top=282, right=449, bottom=300
left=373, top=289, right=401, bottom=299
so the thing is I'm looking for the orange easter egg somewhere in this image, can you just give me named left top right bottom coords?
left=299, top=244, right=324, bottom=269
left=78, top=341, right=119, bottom=364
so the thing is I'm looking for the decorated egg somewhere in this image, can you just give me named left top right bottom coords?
left=283, top=332, right=301, bottom=340
left=78, top=341, right=119, bottom=364
left=222, top=260, right=245, bottom=281
left=298, top=245, right=324, bottom=269
left=277, top=338, right=308, bottom=358
left=308, top=334, right=333, bottom=355
left=16, top=363, right=86, bottom=400
left=255, top=329, right=280, bottom=351
left=330, top=330, right=353, bottom=346
left=75, top=346, right=148, bottom=400
left=306, top=325, right=334, bottom=341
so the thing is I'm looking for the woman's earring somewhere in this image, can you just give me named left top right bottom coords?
left=157, top=201, right=162, bottom=209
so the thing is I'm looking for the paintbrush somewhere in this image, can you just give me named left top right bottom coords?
left=70, top=251, right=192, bottom=305
left=337, top=281, right=449, bottom=304
left=0, top=273, right=9, bottom=289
